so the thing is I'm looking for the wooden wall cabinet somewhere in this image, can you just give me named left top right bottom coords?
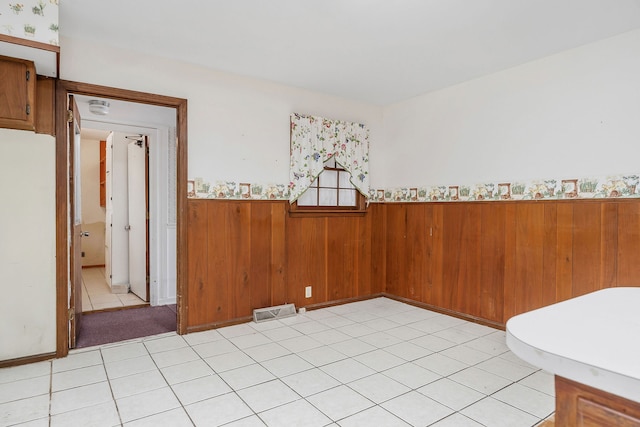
left=0, top=55, right=36, bottom=131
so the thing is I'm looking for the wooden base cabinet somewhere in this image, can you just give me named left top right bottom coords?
left=556, top=376, right=640, bottom=426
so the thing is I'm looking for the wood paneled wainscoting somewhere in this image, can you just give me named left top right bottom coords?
left=185, top=198, right=640, bottom=332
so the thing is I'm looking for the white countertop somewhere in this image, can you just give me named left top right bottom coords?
left=506, top=287, right=640, bottom=402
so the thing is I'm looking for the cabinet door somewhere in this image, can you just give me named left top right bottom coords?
left=0, top=55, right=36, bottom=131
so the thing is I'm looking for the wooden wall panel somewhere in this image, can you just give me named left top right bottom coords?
left=285, top=217, right=327, bottom=306
left=515, top=203, right=545, bottom=314
left=185, top=198, right=640, bottom=331
left=186, top=200, right=210, bottom=326
left=442, top=204, right=482, bottom=316
left=479, top=203, right=505, bottom=323
left=617, top=202, right=640, bottom=286
left=572, top=203, right=602, bottom=297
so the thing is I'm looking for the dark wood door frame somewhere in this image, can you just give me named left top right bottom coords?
left=55, top=80, right=188, bottom=358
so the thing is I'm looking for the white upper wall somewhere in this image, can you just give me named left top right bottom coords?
left=59, top=36, right=383, bottom=187
left=379, top=29, right=640, bottom=188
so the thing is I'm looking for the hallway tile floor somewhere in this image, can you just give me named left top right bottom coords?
left=82, top=267, right=146, bottom=312
left=0, top=298, right=555, bottom=426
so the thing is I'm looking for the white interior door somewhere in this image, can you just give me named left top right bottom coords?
left=104, top=133, right=113, bottom=287
left=127, top=139, right=148, bottom=301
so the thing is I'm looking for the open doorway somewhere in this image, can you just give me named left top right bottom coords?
left=74, top=98, right=176, bottom=347
left=55, top=80, right=188, bottom=356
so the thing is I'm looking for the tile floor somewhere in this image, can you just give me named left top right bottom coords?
left=82, top=267, right=146, bottom=312
left=0, top=297, right=556, bottom=427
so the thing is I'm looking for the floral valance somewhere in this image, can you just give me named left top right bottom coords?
left=289, top=113, right=370, bottom=203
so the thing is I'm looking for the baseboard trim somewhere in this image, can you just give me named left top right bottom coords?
left=381, top=293, right=506, bottom=330
left=0, top=352, right=56, bottom=368
left=82, top=264, right=105, bottom=269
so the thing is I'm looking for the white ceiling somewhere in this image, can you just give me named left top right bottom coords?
left=60, top=0, right=640, bottom=105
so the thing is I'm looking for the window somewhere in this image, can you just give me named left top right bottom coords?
left=290, top=157, right=366, bottom=215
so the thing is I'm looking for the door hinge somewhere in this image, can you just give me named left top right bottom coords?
left=67, top=110, right=73, bottom=123
left=26, top=70, right=30, bottom=81
left=25, top=104, right=30, bottom=115
left=68, top=308, right=74, bottom=321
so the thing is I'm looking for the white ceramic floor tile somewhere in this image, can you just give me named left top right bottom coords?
left=192, top=339, right=238, bottom=358
left=117, top=386, right=181, bottom=423
left=104, top=354, right=156, bottom=379
left=409, top=334, right=457, bottom=352
left=218, top=323, right=260, bottom=339
left=100, top=342, right=148, bottom=364
left=9, top=416, right=50, bottom=427
left=492, top=383, right=555, bottom=419
left=449, top=367, right=513, bottom=395
left=110, top=369, right=168, bottom=399
left=307, top=384, right=374, bottom=421
left=281, top=368, right=341, bottom=397
left=338, top=405, right=411, bottom=427
left=144, top=335, right=187, bottom=354
left=329, top=339, right=377, bottom=357
left=259, top=398, right=331, bottom=427
left=182, top=329, right=224, bottom=346
left=224, top=415, right=267, bottom=426
left=440, top=344, right=494, bottom=365
left=307, top=329, right=352, bottom=345
left=460, top=397, right=539, bottom=427
left=518, top=370, right=555, bottom=397
left=123, top=407, right=194, bottom=427
left=219, top=363, right=276, bottom=390
left=50, top=400, right=120, bottom=427
left=320, top=359, right=376, bottom=384
left=348, top=373, right=410, bottom=404
left=236, top=379, right=299, bottom=412
left=0, top=361, right=50, bottom=384
left=382, top=362, right=442, bottom=389
left=359, top=331, right=404, bottom=348
left=171, top=374, right=232, bottom=405
left=51, top=364, right=107, bottom=392
left=242, top=342, right=291, bottom=362
left=262, top=326, right=303, bottom=342
left=430, top=413, right=484, bottom=426
left=381, top=390, right=454, bottom=426
left=160, top=359, right=215, bottom=385
left=205, top=350, right=255, bottom=373
left=53, top=350, right=103, bottom=372
left=384, top=341, right=433, bottom=362
left=277, top=335, right=323, bottom=353
left=50, top=381, right=113, bottom=415
left=418, top=378, right=484, bottom=411
left=298, top=345, right=347, bottom=367
left=0, top=375, right=50, bottom=404
left=475, top=356, right=538, bottom=382
left=185, top=392, right=253, bottom=426
left=229, top=333, right=272, bottom=350
left=290, top=320, right=332, bottom=335
left=432, top=328, right=478, bottom=345
left=361, top=318, right=401, bottom=332
left=414, top=353, right=468, bottom=376
left=260, top=354, right=314, bottom=378
left=354, top=349, right=405, bottom=372
left=384, top=326, right=425, bottom=341
left=137, top=348, right=194, bottom=374
left=463, top=336, right=510, bottom=356
left=0, top=394, right=49, bottom=426
left=336, top=323, right=377, bottom=338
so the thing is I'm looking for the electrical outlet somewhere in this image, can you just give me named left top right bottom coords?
left=305, top=286, right=312, bottom=298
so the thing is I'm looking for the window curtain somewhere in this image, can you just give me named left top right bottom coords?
left=289, top=113, right=370, bottom=203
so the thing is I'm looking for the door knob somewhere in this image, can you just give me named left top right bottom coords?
left=81, top=231, right=90, bottom=237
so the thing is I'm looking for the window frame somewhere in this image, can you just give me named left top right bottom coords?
left=289, top=162, right=367, bottom=217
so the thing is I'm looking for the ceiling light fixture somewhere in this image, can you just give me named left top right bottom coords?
left=88, top=99, right=110, bottom=115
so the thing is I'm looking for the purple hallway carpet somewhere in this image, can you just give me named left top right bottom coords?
left=76, top=304, right=177, bottom=348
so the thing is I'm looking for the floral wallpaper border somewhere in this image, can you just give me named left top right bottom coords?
left=188, top=174, right=640, bottom=202
left=1, top=0, right=59, bottom=46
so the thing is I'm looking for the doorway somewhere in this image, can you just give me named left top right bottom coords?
left=55, top=80, right=188, bottom=357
